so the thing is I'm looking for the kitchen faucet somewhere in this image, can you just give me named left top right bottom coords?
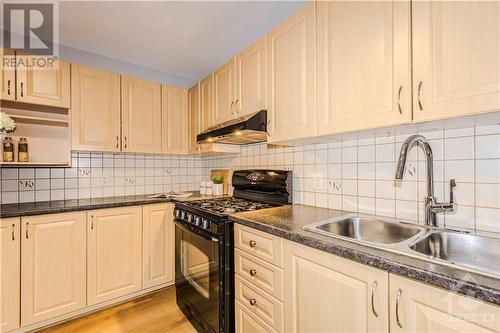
left=395, top=135, right=456, bottom=227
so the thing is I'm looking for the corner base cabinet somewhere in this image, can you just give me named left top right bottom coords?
left=1, top=218, right=20, bottom=332
left=87, top=206, right=142, bottom=306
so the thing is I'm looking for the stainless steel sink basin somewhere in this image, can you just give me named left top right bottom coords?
left=304, top=216, right=423, bottom=245
left=409, top=231, right=500, bottom=277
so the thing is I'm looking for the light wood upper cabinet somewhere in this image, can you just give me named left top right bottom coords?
left=266, top=3, right=316, bottom=144
left=188, top=83, right=200, bottom=154
left=71, top=64, right=121, bottom=152
left=121, top=76, right=162, bottom=153
left=142, top=203, right=175, bottom=288
left=317, top=0, right=411, bottom=135
left=200, top=74, right=214, bottom=131
left=15, top=56, right=70, bottom=108
left=214, top=59, right=236, bottom=124
left=162, top=84, right=188, bottom=154
left=1, top=218, right=20, bottom=332
left=235, top=37, right=267, bottom=117
left=284, top=240, right=389, bottom=332
left=1, top=48, right=16, bottom=101
left=21, top=212, right=86, bottom=326
left=413, top=1, right=500, bottom=122
left=87, top=207, right=142, bottom=306
left=389, top=274, right=500, bottom=332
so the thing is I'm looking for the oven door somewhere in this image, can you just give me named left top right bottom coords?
left=175, top=221, right=221, bottom=333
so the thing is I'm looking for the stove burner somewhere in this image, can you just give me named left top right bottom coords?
left=184, top=197, right=276, bottom=216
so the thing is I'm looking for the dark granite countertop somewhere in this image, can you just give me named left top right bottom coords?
left=230, top=204, right=500, bottom=306
left=0, top=192, right=222, bottom=218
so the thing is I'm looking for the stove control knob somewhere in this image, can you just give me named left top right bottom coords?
left=202, top=219, right=211, bottom=230
left=194, top=216, right=202, bottom=226
left=187, top=213, right=193, bottom=223
left=180, top=211, right=186, bottom=220
left=174, top=209, right=180, bottom=219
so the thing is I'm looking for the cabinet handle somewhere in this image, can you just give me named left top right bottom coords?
left=116, top=136, right=119, bottom=149
left=20, top=81, right=24, bottom=97
left=124, top=136, right=127, bottom=149
left=371, top=281, right=379, bottom=318
left=249, top=269, right=257, bottom=277
left=395, top=289, right=403, bottom=328
left=11, top=223, right=15, bottom=241
left=235, top=99, right=239, bottom=114
left=91, top=215, right=94, bottom=230
left=25, top=222, right=29, bottom=239
left=230, top=101, right=235, bottom=115
left=249, top=240, right=256, bottom=248
left=417, top=81, right=423, bottom=111
left=249, top=298, right=257, bottom=306
left=7, top=79, right=11, bottom=95
left=397, top=86, right=403, bottom=114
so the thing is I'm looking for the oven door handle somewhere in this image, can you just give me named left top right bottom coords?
left=175, top=220, right=220, bottom=243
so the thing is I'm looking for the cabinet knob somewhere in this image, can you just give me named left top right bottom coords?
left=249, top=269, right=257, bottom=277
left=249, top=298, right=257, bottom=306
left=249, top=240, right=257, bottom=248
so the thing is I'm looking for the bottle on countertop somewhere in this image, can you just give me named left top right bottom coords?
left=2, top=136, right=14, bottom=162
left=18, top=137, right=29, bottom=162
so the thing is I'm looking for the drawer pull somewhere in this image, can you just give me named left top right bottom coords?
left=249, top=298, right=257, bottom=306
left=249, top=240, right=257, bottom=248
left=249, top=269, right=257, bottom=277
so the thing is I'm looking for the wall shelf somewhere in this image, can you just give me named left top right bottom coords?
left=0, top=161, right=70, bottom=168
left=7, top=114, right=69, bottom=127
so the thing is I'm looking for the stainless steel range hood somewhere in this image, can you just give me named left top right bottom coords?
left=197, top=110, right=267, bottom=145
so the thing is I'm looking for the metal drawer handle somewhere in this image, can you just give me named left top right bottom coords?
left=11, top=223, right=15, bottom=241
left=396, top=289, right=403, bottom=328
left=249, top=240, right=257, bottom=248
left=249, top=269, right=257, bottom=277
left=371, top=281, right=379, bottom=318
left=397, top=86, right=403, bottom=114
left=249, top=298, right=257, bottom=306
left=417, top=81, right=423, bottom=111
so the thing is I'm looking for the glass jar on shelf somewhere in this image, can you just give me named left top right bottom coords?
left=18, top=137, right=29, bottom=162
left=2, top=136, right=14, bottom=162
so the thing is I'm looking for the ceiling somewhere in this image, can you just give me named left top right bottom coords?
left=58, top=1, right=306, bottom=86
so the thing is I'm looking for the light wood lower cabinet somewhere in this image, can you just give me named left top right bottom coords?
left=21, top=212, right=87, bottom=326
left=283, top=239, right=389, bottom=332
left=87, top=207, right=142, bottom=306
left=389, top=274, right=500, bottom=333
left=142, top=203, right=175, bottom=288
left=1, top=218, right=20, bottom=332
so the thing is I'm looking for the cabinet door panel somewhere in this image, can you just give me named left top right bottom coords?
left=266, top=3, right=316, bottom=143
left=71, top=64, right=121, bottom=152
left=122, top=76, right=162, bottom=153
left=1, top=218, right=20, bottom=332
left=21, top=212, right=86, bottom=326
left=88, top=207, right=142, bottom=305
left=317, top=0, right=411, bottom=135
left=284, top=240, right=388, bottom=332
left=1, top=48, right=16, bottom=101
left=162, top=85, right=188, bottom=154
left=143, top=203, right=175, bottom=288
left=200, top=74, right=214, bottom=131
left=235, top=37, right=266, bottom=116
left=188, top=83, right=200, bottom=153
left=214, top=59, right=236, bottom=124
left=389, top=274, right=500, bottom=332
left=16, top=56, right=70, bottom=108
left=413, top=1, right=500, bottom=122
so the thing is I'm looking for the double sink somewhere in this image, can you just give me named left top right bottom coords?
left=304, top=215, right=500, bottom=278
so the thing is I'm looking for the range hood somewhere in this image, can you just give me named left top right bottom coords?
left=197, top=110, right=267, bottom=145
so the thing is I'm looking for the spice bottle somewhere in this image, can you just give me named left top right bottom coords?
left=18, top=137, right=29, bottom=162
left=2, top=136, right=14, bottom=162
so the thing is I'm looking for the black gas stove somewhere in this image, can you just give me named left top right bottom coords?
left=174, top=170, right=292, bottom=333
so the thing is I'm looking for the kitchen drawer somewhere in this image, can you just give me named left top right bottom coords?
left=235, top=248, right=284, bottom=300
left=235, top=224, right=283, bottom=267
left=235, top=275, right=284, bottom=332
left=235, top=300, right=279, bottom=333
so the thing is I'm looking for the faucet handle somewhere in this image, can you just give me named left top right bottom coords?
left=449, top=179, right=457, bottom=211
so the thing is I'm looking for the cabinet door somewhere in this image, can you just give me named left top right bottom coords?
left=1, top=218, right=20, bottom=332
left=142, top=203, right=175, bottom=288
left=21, top=212, right=86, bottom=326
left=317, top=0, right=411, bottom=135
left=188, top=83, right=200, bottom=154
left=413, top=1, right=500, bottom=122
left=214, top=59, right=236, bottom=124
left=389, top=274, right=500, bottom=332
left=284, top=240, right=388, bottom=332
left=266, top=3, right=316, bottom=143
left=200, top=74, right=214, bottom=131
left=162, top=84, right=188, bottom=154
left=121, top=76, right=162, bottom=153
left=16, top=55, right=70, bottom=108
left=71, top=64, right=121, bottom=152
left=87, top=207, right=142, bottom=305
left=1, top=48, right=15, bottom=101
left=235, top=37, right=266, bottom=117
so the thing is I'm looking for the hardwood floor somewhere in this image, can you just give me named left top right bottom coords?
left=37, top=287, right=197, bottom=333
